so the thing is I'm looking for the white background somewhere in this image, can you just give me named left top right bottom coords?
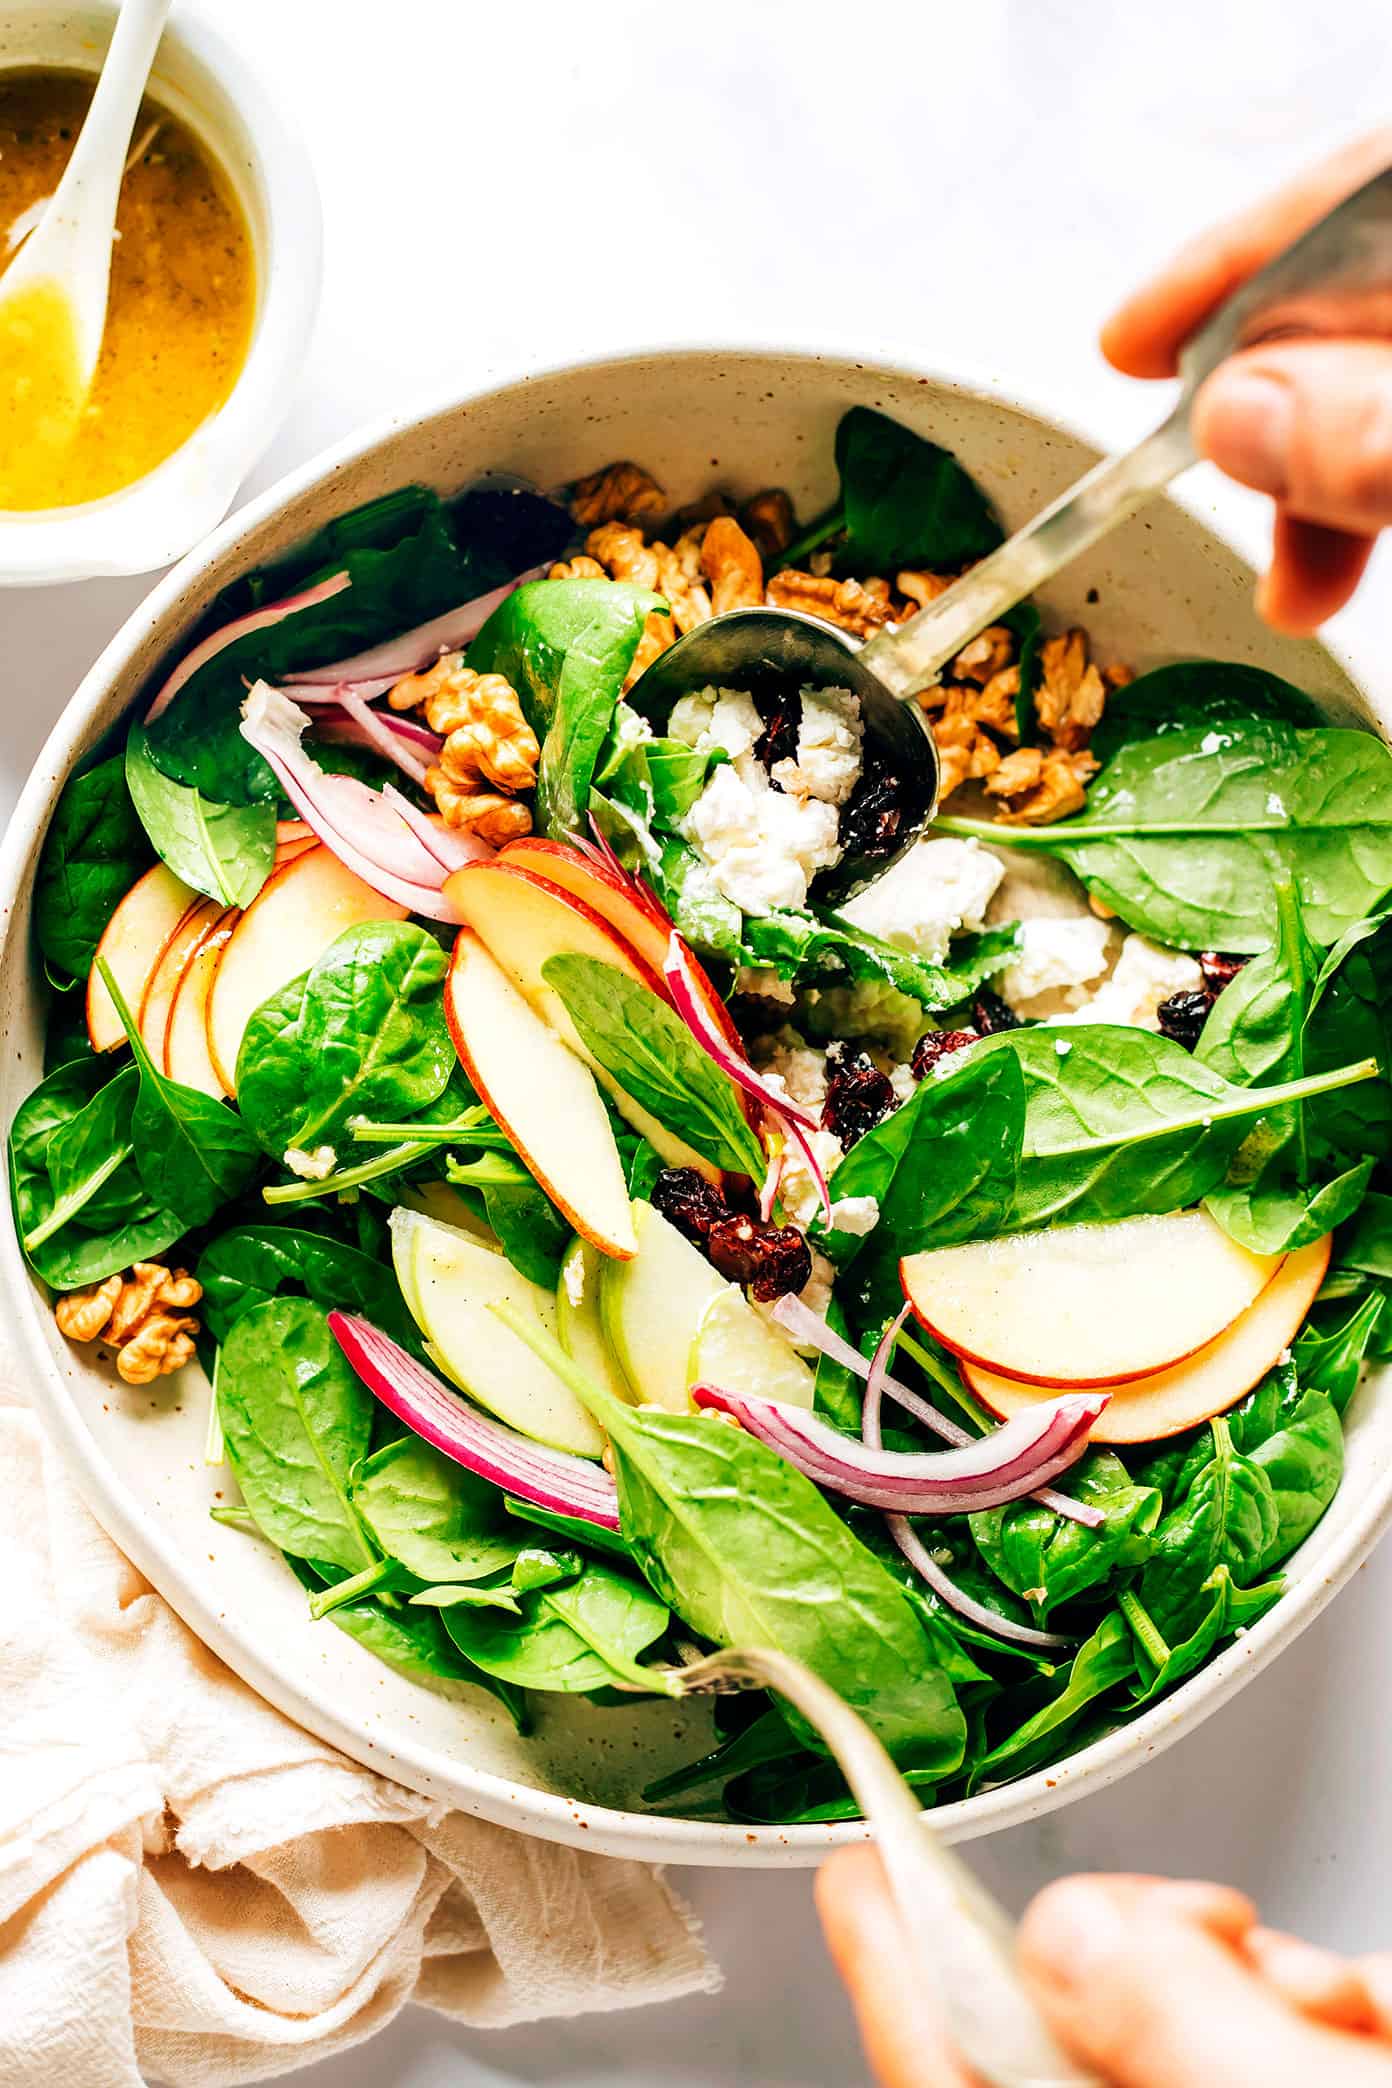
left=5, top=4, right=1392, bottom=2082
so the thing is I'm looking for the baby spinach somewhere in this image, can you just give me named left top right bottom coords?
left=504, top=1310, right=966, bottom=1772
left=125, top=725, right=275, bottom=910
left=217, top=1297, right=378, bottom=1574
left=286, top=1556, right=485, bottom=1692
left=9, top=1056, right=183, bottom=1285
left=1304, top=918, right=1392, bottom=1163
left=1122, top=1566, right=1283, bottom=1709
left=480, top=1175, right=572, bottom=1288
left=469, top=578, right=664, bottom=837
left=33, top=755, right=154, bottom=982
left=1088, top=660, right=1318, bottom=768
left=196, top=1223, right=419, bottom=1351
left=351, top=1435, right=520, bottom=1584
left=98, top=959, right=262, bottom=1230
left=741, top=910, right=1020, bottom=1013
left=511, top=1546, right=584, bottom=1595
left=1137, top=1418, right=1278, bottom=1642
left=1294, top=1292, right=1385, bottom=1410
left=1229, top=1363, right=1344, bottom=1568
left=939, top=721, right=1392, bottom=950
left=236, top=922, right=454, bottom=1165
left=441, top=1559, right=671, bottom=1693
left=503, top=1496, right=634, bottom=1562
left=777, top=408, right=1001, bottom=575
left=45, top=984, right=96, bottom=1074
left=971, top=1612, right=1134, bottom=1788
left=969, top=1452, right=1162, bottom=1621
left=542, top=953, right=766, bottom=1181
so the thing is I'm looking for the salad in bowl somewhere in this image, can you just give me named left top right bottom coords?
left=10, top=402, right=1392, bottom=1828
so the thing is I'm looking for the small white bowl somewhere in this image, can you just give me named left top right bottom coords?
left=0, top=2, right=321, bottom=584
left=3, top=346, right=1390, bottom=1866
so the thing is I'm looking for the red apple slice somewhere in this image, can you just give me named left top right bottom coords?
left=965, top=1234, right=1332, bottom=1443
left=901, top=1210, right=1285, bottom=1388
left=137, top=896, right=223, bottom=1060
left=206, top=844, right=409, bottom=1096
left=444, top=929, right=637, bottom=1259
left=498, top=836, right=746, bottom=1058
left=165, top=908, right=239, bottom=1096
left=86, top=863, right=199, bottom=1051
left=444, top=860, right=725, bottom=1184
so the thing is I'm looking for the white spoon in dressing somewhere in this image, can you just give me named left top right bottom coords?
left=0, top=0, right=174, bottom=449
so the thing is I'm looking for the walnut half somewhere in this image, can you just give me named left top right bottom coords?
left=56, top=1263, right=202, bottom=1385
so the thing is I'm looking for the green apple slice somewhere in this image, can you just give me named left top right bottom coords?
left=557, top=1237, right=634, bottom=1404
left=390, top=1208, right=604, bottom=1458
left=599, top=1200, right=727, bottom=1412
left=688, top=1286, right=816, bottom=1411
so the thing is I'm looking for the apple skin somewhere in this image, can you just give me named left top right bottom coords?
left=445, top=859, right=733, bottom=1188
left=86, top=863, right=199, bottom=1052
left=497, top=837, right=749, bottom=1062
left=164, top=908, right=239, bottom=1095
left=137, top=896, right=223, bottom=1061
left=443, top=928, right=637, bottom=1261
left=964, top=1234, right=1332, bottom=1444
left=901, top=1211, right=1285, bottom=1390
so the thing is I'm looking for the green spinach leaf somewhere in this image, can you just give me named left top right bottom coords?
left=469, top=578, right=664, bottom=837
left=33, top=756, right=154, bottom=981
left=196, top=1223, right=418, bottom=1350
left=542, top=953, right=765, bottom=1180
left=352, top=1435, right=519, bottom=1584
left=1088, top=660, right=1319, bottom=768
left=1123, top=1566, right=1283, bottom=1707
left=1137, top=1418, right=1278, bottom=1641
left=217, top=1297, right=377, bottom=1574
left=125, top=725, right=276, bottom=910
left=823, top=408, right=1001, bottom=574
left=236, top=922, right=454, bottom=1165
left=971, top=1612, right=1134, bottom=1786
left=741, top=910, right=1020, bottom=1013
left=9, top=1057, right=183, bottom=1284
left=969, top=1452, right=1162, bottom=1620
left=503, top=1495, right=635, bottom=1561
left=441, top=1558, right=670, bottom=1692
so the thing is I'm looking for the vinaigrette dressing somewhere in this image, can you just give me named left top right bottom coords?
left=0, top=69, right=256, bottom=510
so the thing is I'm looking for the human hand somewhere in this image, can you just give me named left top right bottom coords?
left=818, top=1845, right=1392, bottom=2087
left=1101, top=132, right=1392, bottom=633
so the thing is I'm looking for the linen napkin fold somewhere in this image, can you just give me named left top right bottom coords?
left=0, top=1391, right=718, bottom=2088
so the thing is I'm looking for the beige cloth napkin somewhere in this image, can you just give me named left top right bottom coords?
left=0, top=1390, right=718, bottom=2088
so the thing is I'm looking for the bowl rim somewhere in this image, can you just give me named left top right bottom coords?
left=0, top=1, right=323, bottom=583
left=4, top=340, right=1389, bottom=1867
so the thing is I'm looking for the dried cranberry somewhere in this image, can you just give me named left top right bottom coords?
left=1157, top=989, right=1215, bottom=1051
left=911, top=1029, right=978, bottom=1080
left=753, top=693, right=799, bottom=776
left=706, top=1214, right=813, bottom=1301
left=972, top=988, right=1023, bottom=1035
left=821, top=1046, right=895, bottom=1146
left=1199, top=950, right=1250, bottom=994
left=651, top=1167, right=729, bottom=1245
left=839, top=767, right=908, bottom=860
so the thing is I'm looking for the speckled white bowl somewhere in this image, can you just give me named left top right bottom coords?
left=3, top=348, right=1389, bottom=1865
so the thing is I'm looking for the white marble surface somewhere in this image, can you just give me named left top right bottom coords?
left=5, top=2, right=1392, bottom=2081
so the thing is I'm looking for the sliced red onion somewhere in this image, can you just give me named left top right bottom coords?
left=771, top=1296, right=1102, bottom=1528
left=381, top=784, right=492, bottom=872
left=860, top=1318, right=1071, bottom=1651
left=759, top=1141, right=785, bottom=1223
left=283, top=572, right=545, bottom=700
left=691, top=1381, right=1105, bottom=1515
left=573, top=818, right=671, bottom=928
left=330, top=1313, right=621, bottom=1528
left=662, top=935, right=817, bottom=1134
left=241, top=684, right=459, bottom=922
left=781, top=1118, right=834, bottom=1228
left=315, top=702, right=444, bottom=771
left=325, top=689, right=434, bottom=786
left=145, top=572, right=351, bottom=721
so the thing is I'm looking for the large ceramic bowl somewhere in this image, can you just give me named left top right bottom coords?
left=3, top=349, right=1389, bottom=1866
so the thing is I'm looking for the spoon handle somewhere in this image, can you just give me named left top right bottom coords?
left=860, top=409, right=1194, bottom=698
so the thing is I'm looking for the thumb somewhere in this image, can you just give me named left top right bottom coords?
left=1192, top=338, right=1392, bottom=538
left=1017, top=1875, right=1392, bottom=2088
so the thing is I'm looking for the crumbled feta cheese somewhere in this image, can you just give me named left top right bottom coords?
left=753, top=1028, right=829, bottom=1111
left=607, top=701, right=653, bottom=756
left=1060, top=933, right=1203, bottom=1030
left=828, top=1194, right=881, bottom=1237
left=999, top=916, right=1112, bottom=1013
left=777, top=1128, right=844, bottom=1228
left=734, top=964, right=796, bottom=1006
left=284, top=1145, right=337, bottom=1181
left=1199, top=730, right=1231, bottom=755
left=839, top=837, right=1005, bottom=965
left=799, top=1248, right=836, bottom=1322
left=772, top=686, right=864, bottom=805
left=683, top=756, right=841, bottom=914
left=668, top=685, right=762, bottom=761
left=889, top=1061, right=917, bottom=1104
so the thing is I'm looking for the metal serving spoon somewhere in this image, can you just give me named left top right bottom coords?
left=0, top=0, right=174, bottom=406
left=633, top=159, right=1392, bottom=891
left=657, top=1645, right=1099, bottom=2088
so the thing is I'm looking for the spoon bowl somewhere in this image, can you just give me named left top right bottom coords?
left=628, top=605, right=940, bottom=899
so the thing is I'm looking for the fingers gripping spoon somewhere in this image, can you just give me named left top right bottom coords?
left=633, top=160, right=1392, bottom=886
left=658, top=1646, right=1100, bottom=2088
left=0, top=0, right=175, bottom=431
